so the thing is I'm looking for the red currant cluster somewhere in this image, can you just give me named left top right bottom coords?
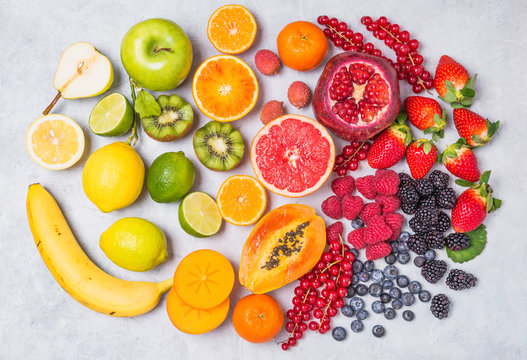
left=361, top=16, right=434, bottom=93
left=333, top=141, right=371, bottom=176
left=281, top=235, right=354, bottom=350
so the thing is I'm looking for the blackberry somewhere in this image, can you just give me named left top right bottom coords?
left=401, top=292, right=415, bottom=306
left=416, top=206, right=439, bottom=225
left=446, top=233, right=471, bottom=251
left=372, top=325, right=385, bottom=338
left=352, top=218, right=364, bottom=229
left=425, top=230, right=445, bottom=249
left=371, top=301, right=385, bottom=314
left=356, top=309, right=369, bottom=321
left=384, top=307, right=396, bottom=320
left=396, top=275, right=409, bottom=288
left=446, top=269, right=478, bottom=290
left=363, top=260, right=375, bottom=272
left=416, top=179, right=435, bottom=196
left=384, top=253, right=396, bottom=265
left=384, top=265, right=398, bottom=280
left=408, top=281, right=422, bottom=294
left=381, top=279, right=394, bottom=289
left=355, top=284, right=368, bottom=296
left=398, top=186, right=420, bottom=204
left=351, top=320, right=364, bottom=333
left=392, top=299, right=403, bottom=310
left=414, top=256, right=426, bottom=267
left=433, top=211, right=451, bottom=232
left=389, top=287, right=402, bottom=299
left=399, top=172, right=417, bottom=188
left=408, top=234, right=428, bottom=255
left=424, top=249, right=436, bottom=262
left=409, top=217, right=428, bottom=234
left=341, top=304, right=355, bottom=317
left=429, top=170, right=450, bottom=189
left=380, top=293, right=391, bottom=303
left=436, top=187, right=457, bottom=209
left=401, top=201, right=418, bottom=215
left=430, top=294, right=450, bottom=319
left=419, top=195, right=437, bottom=209
left=418, top=290, right=431, bottom=302
left=359, top=271, right=370, bottom=282
left=402, top=310, right=415, bottom=321
left=369, top=283, right=383, bottom=297
left=332, top=326, right=347, bottom=341
left=397, top=252, right=411, bottom=264
left=421, top=260, right=447, bottom=284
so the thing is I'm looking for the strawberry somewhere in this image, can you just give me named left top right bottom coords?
left=406, top=139, right=438, bottom=179
left=368, top=112, right=412, bottom=169
left=453, top=108, right=500, bottom=147
left=439, top=138, right=480, bottom=182
left=434, top=55, right=476, bottom=108
left=404, top=96, right=447, bottom=141
left=452, top=171, right=501, bottom=232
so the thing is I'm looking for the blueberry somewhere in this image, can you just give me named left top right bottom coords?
left=371, top=269, right=385, bottom=283
left=392, top=299, right=403, bottom=310
left=363, top=260, right=375, bottom=272
left=341, top=304, right=355, bottom=317
left=351, top=320, right=364, bottom=333
left=380, top=293, right=391, bottom=303
left=352, top=218, right=364, bottom=229
left=402, top=310, right=415, bottom=321
left=398, top=231, right=410, bottom=242
left=359, top=271, right=370, bottom=282
left=424, top=249, right=436, bottom=262
left=381, top=280, right=394, bottom=289
left=418, top=290, right=431, bottom=302
left=350, top=297, right=365, bottom=311
left=401, top=292, right=415, bottom=306
left=389, top=287, right=402, bottom=299
left=384, top=253, right=396, bottom=265
left=397, top=252, right=411, bottom=264
left=396, top=275, right=409, bottom=288
left=355, top=284, right=368, bottom=296
left=332, top=326, right=347, bottom=341
left=372, top=325, right=385, bottom=338
left=372, top=300, right=385, bottom=314
left=391, top=241, right=400, bottom=254
left=384, top=265, right=399, bottom=280
left=350, top=248, right=359, bottom=259
left=352, top=260, right=364, bottom=273
left=384, top=307, right=396, bottom=320
left=397, top=241, right=409, bottom=253
left=408, top=281, right=422, bottom=294
left=369, top=283, right=382, bottom=297
left=346, top=286, right=355, bottom=298
left=351, top=274, right=360, bottom=286
left=414, top=256, right=426, bottom=268
left=356, top=309, right=369, bottom=321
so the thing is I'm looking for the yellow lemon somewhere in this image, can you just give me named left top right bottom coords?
left=82, top=142, right=144, bottom=212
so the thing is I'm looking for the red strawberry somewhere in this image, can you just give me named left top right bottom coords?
left=440, top=138, right=480, bottom=182
left=356, top=175, right=377, bottom=199
left=434, top=55, right=476, bottom=108
left=368, top=113, right=412, bottom=169
left=331, top=176, right=355, bottom=198
left=373, top=169, right=400, bottom=195
left=406, top=139, right=438, bottom=179
left=366, top=241, right=392, bottom=261
left=404, top=96, right=447, bottom=140
left=342, top=195, right=364, bottom=220
left=326, top=222, right=344, bottom=243
left=383, top=213, right=404, bottom=241
left=347, top=228, right=367, bottom=250
left=321, top=195, right=342, bottom=219
left=364, top=215, right=393, bottom=244
left=453, top=108, right=500, bottom=147
left=360, top=203, right=382, bottom=224
left=452, top=171, right=501, bottom=232
left=375, top=194, right=400, bottom=214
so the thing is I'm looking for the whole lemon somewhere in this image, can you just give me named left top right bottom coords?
left=83, top=142, right=144, bottom=212
left=147, top=151, right=195, bottom=203
left=100, top=217, right=168, bottom=271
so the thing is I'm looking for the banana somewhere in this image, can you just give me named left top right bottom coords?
left=26, top=183, right=173, bottom=317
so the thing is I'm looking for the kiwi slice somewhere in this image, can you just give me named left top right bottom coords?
left=141, top=94, right=193, bottom=142
left=193, top=121, right=245, bottom=171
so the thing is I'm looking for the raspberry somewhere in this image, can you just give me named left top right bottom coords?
left=366, top=242, right=392, bottom=261
left=356, top=175, right=377, bottom=199
left=360, top=203, right=382, bottom=224
left=347, top=228, right=367, bottom=250
left=321, top=195, right=342, bottom=219
left=331, top=176, right=355, bottom=198
left=364, top=215, right=393, bottom=244
left=342, top=195, right=364, bottom=220
left=375, top=194, right=400, bottom=214
left=373, top=169, right=400, bottom=195
left=326, top=222, right=344, bottom=243
left=383, top=213, right=404, bottom=241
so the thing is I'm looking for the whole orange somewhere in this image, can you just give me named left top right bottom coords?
left=232, top=294, right=284, bottom=343
left=277, top=21, right=328, bottom=71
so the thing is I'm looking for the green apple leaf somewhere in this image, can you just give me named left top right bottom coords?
left=446, top=225, right=487, bottom=263
left=135, top=90, right=161, bottom=119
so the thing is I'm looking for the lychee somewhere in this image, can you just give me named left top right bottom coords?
left=260, top=100, right=285, bottom=124
left=254, top=50, right=280, bottom=76
left=287, top=81, right=311, bottom=109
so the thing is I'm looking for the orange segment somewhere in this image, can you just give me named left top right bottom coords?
left=26, top=114, right=85, bottom=170
left=173, top=249, right=235, bottom=309
left=207, top=5, right=257, bottom=54
left=166, top=288, right=230, bottom=335
left=217, top=175, right=267, bottom=226
left=192, top=55, right=258, bottom=122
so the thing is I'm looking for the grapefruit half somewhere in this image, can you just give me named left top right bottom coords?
left=250, top=114, right=335, bottom=197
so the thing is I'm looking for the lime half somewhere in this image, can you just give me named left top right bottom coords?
left=89, top=93, right=133, bottom=136
left=179, top=192, right=222, bottom=237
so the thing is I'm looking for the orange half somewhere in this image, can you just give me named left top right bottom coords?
left=217, top=175, right=267, bottom=226
left=207, top=5, right=257, bottom=54
left=192, top=55, right=258, bottom=122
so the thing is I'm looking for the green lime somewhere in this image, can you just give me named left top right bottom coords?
left=178, top=192, right=222, bottom=237
left=89, top=93, right=133, bottom=136
left=100, top=217, right=168, bottom=272
left=147, top=151, right=195, bottom=203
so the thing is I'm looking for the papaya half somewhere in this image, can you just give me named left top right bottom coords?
left=239, top=204, right=326, bottom=294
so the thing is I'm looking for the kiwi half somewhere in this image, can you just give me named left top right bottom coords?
left=141, top=94, right=193, bottom=142
left=193, top=121, right=244, bottom=171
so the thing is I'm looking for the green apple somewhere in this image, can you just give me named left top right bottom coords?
left=120, top=18, right=192, bottom=91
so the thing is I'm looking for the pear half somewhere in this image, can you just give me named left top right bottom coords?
left=44, top=42, right=113, bottom=114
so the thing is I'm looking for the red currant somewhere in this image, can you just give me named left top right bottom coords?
left=298, top=322, right=308, bottom=332
left=361, top=16, right=372, bottom=25
left=352, top=33, right=363, bottom=43
left=329, top=18, right=338, bottom=27
left=330, top=240, right=341, bottom=251
left=288, top=337, right=297, bottom=346
left=334, top=38, right=344, bottom=47
left=398, top=30, right=410, bottom=42
left=320, top=289, right=330, bottom=299
left=322, top=252, right=333, bottom=262
left=309, top=321, right=319, bottom=331
left=420, top=70, right=430, bottom=80
left=408, top=39, right=419, bottom=50
left=281, top=343, right=289, bottom=351
left=292, top=296, right=301, bottom=306
left=301, top=312, right=311, bottom=322
left=319, top=273, right=329, bottom=283
left=293, top=330, right=303, bottom=340
left=357, top=149, right=367, bottom=160
left=325, top=279, right=336, bottom=290
left=348, top=159, right=359, bottom=171
left=327, top=306, right=338, bottom=317
left=390, top=23, right=400, bottom=34
left=407, top=75, right=418, bottom=85
left=315, top=297, right=326, bottom=308
left=317, top=15, right=329, bottom=25
left=313, top=308, right=324, bottom=318
left=337, top=22, right=347, bottom=31
left=333, top=297, right=345, bottom=308
left=286, top=321, right=295, bottom=332
left=339, top=276, right=352, bottom=287
left=336, top=287, right=348, bottom=297
left=342, top=43, right=352, bottom=51
left=413, top=84, right=424, bottom=93
left=344, top=251, right=355, bottom=262
left=320, top=323, right=331, bottom=332
left=323, top=28, right=332, bottom=37
left=342, top=145, right=354, bottom=156
left=424, top=79, right=434, bottom=89
left=294, top=286, right=305, bottom=297
left=410, top=65, right=423, bottom=75
left=336, top=167, right=347, bottom=177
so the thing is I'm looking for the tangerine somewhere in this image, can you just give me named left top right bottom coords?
left=232, top=294, right=284, bottom=343
left=277, top=21, right=328, bottom=71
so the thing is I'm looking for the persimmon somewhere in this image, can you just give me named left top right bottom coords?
left=232, top=294, right=284, bottom=343
left=277, top=21, right=328, bottom=71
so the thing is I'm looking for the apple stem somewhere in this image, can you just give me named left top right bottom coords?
left=43, top=91, right=62, bottom=115
left=153, top=47, right=171, bottom=53
left=126, top=78, right=140, bottom=146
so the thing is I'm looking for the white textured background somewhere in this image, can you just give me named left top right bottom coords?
left=1, top=0, right=526, bottom=359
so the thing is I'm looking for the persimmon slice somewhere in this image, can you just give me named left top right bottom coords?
left=173, top=249, right=235, bottom=309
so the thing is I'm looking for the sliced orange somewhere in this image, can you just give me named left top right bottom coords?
left=26, top=114, right=85, bottom=170
left=207, top=5, right=257, bottom=54
left=217, top=175, right=267, bottom=226
left=192, top=55, right=258, bottom=122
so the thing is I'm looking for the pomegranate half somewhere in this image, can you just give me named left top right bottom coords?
left=313, top=52, right=401, bottom=141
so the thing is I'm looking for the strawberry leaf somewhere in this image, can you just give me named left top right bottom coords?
left=443, top=90, right=458, bottom=103
left=487, top=120, right=500, bottom=138
left=465, top=74, right=477, bottom=90
left=432, top=132, right=439, bottom=142
left=486, top=192, right=493, bottom=212
left=459, top=97, right=474, bottom=107
left=423, top=141, right=432, bottom=154
left=490, top=198, right=502, bottom=212
left=479, top=170, right=491, bottom=185
left=461, top=88, right=475, bottom=97
left=445, top=149, right=457, bottom=158
left=396, top=111, right=408, bottom=125
left=471, top=134, right=485, bottom=145
left=446, top=224, right=486, bottom=263
left=455, top=179, right=475, bottom=187
left=450, top=102, right=464, bottom=109
left=445, top=80, right=456, bottom=92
